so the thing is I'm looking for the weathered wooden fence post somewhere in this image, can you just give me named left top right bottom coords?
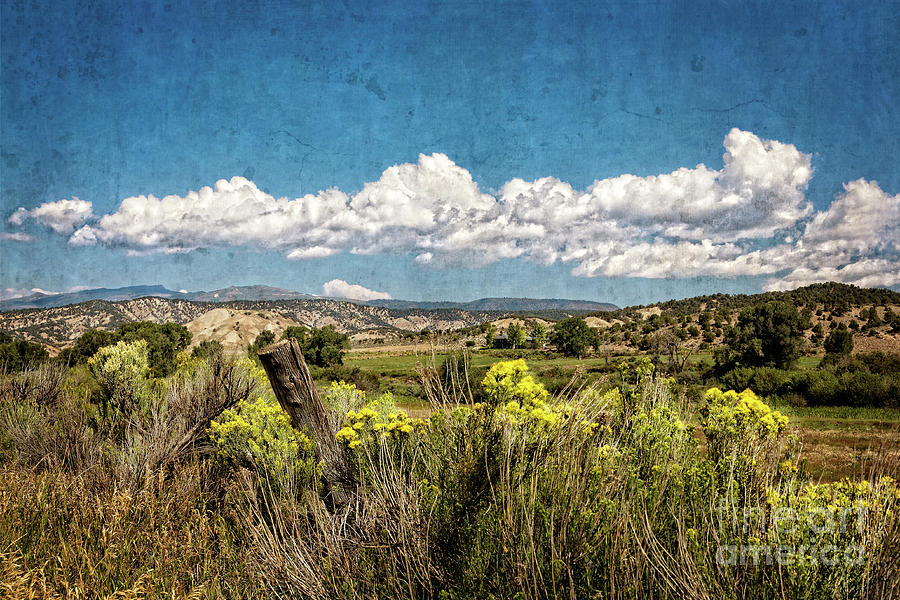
left=257, top=338, right=352, bottom=508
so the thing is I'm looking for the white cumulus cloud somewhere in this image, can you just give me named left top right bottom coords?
left=10, top=129, right=899, bottom=290
left=321, top=279, right=392, bottom=301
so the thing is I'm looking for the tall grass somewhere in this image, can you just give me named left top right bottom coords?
left=0, top=355, right=263, bottom=598
left=0, top=463, right=252, bottom=598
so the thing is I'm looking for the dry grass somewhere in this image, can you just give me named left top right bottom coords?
left=0, top=463, right=256, bottom=599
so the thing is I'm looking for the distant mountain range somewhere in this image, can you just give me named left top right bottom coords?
left=0, top=285, right=184, bottom=310
left=0, top=285, right=617, bottom=314
left=362, top=298, right=618, bottom=312
left=0, top=285, right=312, bottom=311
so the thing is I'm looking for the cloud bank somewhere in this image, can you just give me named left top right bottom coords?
left=8, top=129, right=899, bottom=291
left=322, top=279, right=392, bottom=301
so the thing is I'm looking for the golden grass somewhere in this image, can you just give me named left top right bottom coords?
left=0, top=464, right=257, bottom=599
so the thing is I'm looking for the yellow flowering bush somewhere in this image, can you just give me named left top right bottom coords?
left=336, top=393, right=424, bottom=451
left=209, top=394, right=320, bottom=492
left=481, top=359, right=549, bottom=408
left=700, top=387, right=789, bottom=464
left=481, top=360, right=571, bottom=431
left=323, top=380, right=367, bottom=413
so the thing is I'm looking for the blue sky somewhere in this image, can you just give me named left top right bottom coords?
left=2, top=0, right=898, bottom=306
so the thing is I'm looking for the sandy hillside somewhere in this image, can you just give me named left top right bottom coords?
left=490, top=317, right=552, bottom=329
left=187, top=308, right=303, bottom=354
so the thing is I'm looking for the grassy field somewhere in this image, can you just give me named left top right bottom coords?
left=776, top=405, right=900, bottom=481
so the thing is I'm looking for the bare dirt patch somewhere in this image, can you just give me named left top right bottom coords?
left=186, top=308, right=303, bottom=354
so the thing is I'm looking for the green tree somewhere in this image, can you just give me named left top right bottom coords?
left=248, top=330, right=277, bottom=360
left=824, top=325, right=853, bottom=357
left=484, top=323, right=497, bottom=347
left=718, top=301, right=805, bottom=370
left=57, top=328, right=118, bottom=365
left=506, top=323, right=526, bottom=349
left=866, top=306, right=882, bottom=329
left=0, top=335, right=49, bottom=371
left=550, top=317, right=596, bottom=358
left=274, top=324, right=349, bottom=366
left=281, top=325, right=310, bottom=346
left=530, top=322, right=547, bottom=348
left=304, top=325, right=350, bottom=367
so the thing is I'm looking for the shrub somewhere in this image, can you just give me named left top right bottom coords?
left=191, top=339, right=223, bottom=360
left=209, top=394, right=321, bottom=494
left=88, top=339, right=151, bottom=419
left=700, top=387, right=789, bottom=465
left=116, top=321, right=192, bottom=377
left=0, top=337, right=49, bottom=372
left=480, top=358, right=548, bottom=407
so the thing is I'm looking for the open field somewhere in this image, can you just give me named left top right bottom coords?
left=777, top=406, right=900, bottom=481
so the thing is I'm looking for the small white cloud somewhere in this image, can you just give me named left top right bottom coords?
left=286, top=246, right=340, bottom=260
left=9, top=198, right=94, bottom=234
left=69, top=225, right=99, bottom=246
left=7, top=208, right=29, bottom=226
left=321, top=279, right=392, bottom=301
left=0, top=232, right=35, bottom=242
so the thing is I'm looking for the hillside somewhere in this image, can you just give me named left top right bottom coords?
left=0, top=296, right=504, bottom=352
left=185, top=308, right=304, bottom=354
left=3, top=283, right=898, bottom=355
left=586, top=283, right=900, bottom=356
left=593, top=283, right=900, bottom=319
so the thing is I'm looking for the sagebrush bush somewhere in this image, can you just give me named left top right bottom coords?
left=209, top=394, right=321, bottom=494
left=89, top=339, right=152, bottom=420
